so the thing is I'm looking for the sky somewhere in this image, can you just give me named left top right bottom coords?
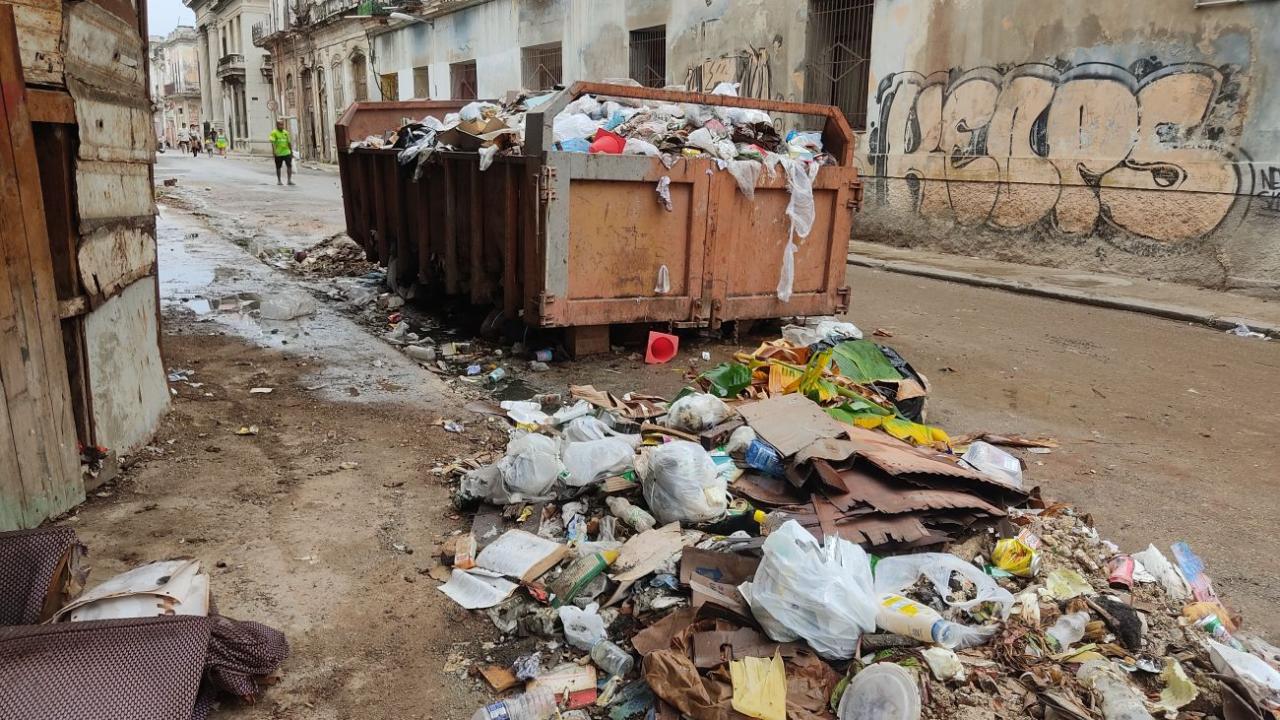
left=149, top=0, right=196, bottom=36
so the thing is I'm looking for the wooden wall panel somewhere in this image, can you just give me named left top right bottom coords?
left=11, top=1, right=63, bottom=87
left=0, top=4, right=84, bottom=530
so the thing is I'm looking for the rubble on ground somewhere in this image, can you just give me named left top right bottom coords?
left=424, top=320, right=1280, bottom=720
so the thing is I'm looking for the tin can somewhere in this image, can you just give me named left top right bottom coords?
left=1107, top=554, right=1135, bottom=590
left=534, top=348, right=553, bottom=362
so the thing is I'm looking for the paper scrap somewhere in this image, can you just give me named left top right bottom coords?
left=438, top=569, right=517, bottom=610
left=475, top=529, right=568, bottom=583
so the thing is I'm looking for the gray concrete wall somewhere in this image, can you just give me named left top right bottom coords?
left=858, top=0, right=1280, bottom=294
left=372, top=0, right=811, bottom=101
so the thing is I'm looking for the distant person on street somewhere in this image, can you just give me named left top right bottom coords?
left=190, top=125, right=202, bottom=157
left=215, top=130, right=228, bottom=157
left=177, top=126, right=190, bottom=153
left=269, top=119, right=295, bottom=186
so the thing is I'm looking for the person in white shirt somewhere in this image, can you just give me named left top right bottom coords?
left=177, top=126, right=190, bottom=153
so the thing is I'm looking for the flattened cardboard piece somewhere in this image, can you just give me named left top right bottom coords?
left=689, top=575, right=753, bottom=623
left=831, top=465, right=1005, bottom=516
left=690, top=628, right=806, bottom=669
left=471, top=505, right=507, bottom=551
left=730, top=472, right=806, bottom=507
left=679, top=547, right=759, bottom=588
left=570, top=385, right=667, bottom=420
left=478, top=665, right=520, bottom=693
left=736, top=394, right=848, bottom=457
left=633, top=607, right=699, bottom=656
left=528, top=663, right=598, bottom=709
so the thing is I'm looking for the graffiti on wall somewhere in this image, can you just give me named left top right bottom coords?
left=684, top=38, right=781, bottom=100
left=867, top=61, right=1248, bottom=242
left=1256, top=165, right=1280, bottom=217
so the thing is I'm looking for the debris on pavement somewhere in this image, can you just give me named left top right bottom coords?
left=418, top=324, right=1279, bottom=720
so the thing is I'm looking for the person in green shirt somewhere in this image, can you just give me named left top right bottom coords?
left=269, top=119, right=295, bottom=186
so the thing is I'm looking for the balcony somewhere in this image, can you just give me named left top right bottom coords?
left=261, top=55, right=273, bottom=80
left=162, top=81, right=201, bottom=98
left=216, top=53, right=245, bottom=79
left=251, top=21, right=265, bottom=44
left=312, top=0, right=361, bottom=24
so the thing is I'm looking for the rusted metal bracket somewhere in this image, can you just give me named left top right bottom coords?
left=836, top=286, right=851, bottom=313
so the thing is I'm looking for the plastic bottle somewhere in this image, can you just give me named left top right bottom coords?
left=1046, top=611, right=1090, bottom=649
left=590, top=639, right=635, bottom=677
left=606, top=496, right=656, bottom=532
left=699, top=498, right=767, bottom=535
left=875, top=593, right=993, bottom=649
left=469, top=687, right=557, bottom=720
left=1077, top=660, right=1154, bottom=720
left=550, top=549, right=619, bottom=608
left=744, top=439, right=785, bottom=478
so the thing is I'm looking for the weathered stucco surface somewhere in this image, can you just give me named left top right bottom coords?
left=859, top=0, right=1280, bottom=293
left=84, top=278, right=169, bottom=454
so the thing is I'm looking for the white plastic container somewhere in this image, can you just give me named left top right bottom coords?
left=469, top=687, right=556, bottom=720
left=837, top=662, right=921, bottom=720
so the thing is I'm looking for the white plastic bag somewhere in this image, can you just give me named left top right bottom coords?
left=738, top=520, right=878, bottom=660
left=459, top=101, right=498, bottom=122
left=563, top=416, right=614, bottom=442
left=873, top=553, right=1015, bottom=617
left=559, top=602, right=606, bottom=650
left=637, top=441, right=728, bottom=524
left=501, top=400, right=550, bottom=426
left=564, top=95, right=602, bottom=119
left=560, top=437, right=638, bottom=488
left=960, top=441, right=1024, bottom=489
left=1132, top=545, right=1191, bottom=602
left=686, top=127, right=720, bottom=154
left=624, top=138, right=660, bottom=156
left=478, top=144, right=498, bottom=171
left=726, top=426, right=756, bottom=454
left=553, top=112, right=600, bottom=143
left=1208, top=639, right=1280, bottom=704
left=775, top=237, right=798, bottom=303
left=663, top=392, right=732, bottom=433
left=464, top=432, right=564, bottom=504
left=725, top=160, right=763, bottom=199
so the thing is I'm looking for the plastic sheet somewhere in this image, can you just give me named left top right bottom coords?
left=739, top=520, right=878, bottom=660
left=726, top=160, right=764, bottom=199
left=560, top=437, right=639, bottom=488
left=873, top=552, right=1015, bottom=617
left=554, top=112, right=600, bottom=143
left=559, top=603, right=606, bottom=651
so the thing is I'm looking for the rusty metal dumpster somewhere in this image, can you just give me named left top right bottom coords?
left=336, top=82, right=861, bottom=332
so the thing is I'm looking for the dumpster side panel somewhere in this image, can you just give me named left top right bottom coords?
left=709, top=166, right=856, bottom=322
left=534, top=153, right=708, bottom=327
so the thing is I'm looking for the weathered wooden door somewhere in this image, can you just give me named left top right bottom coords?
left=0, top=4, right=84, bottom=530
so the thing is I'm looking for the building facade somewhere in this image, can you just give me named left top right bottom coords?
left=331, top=0, right=1280, bottom=291
left=186, top=0, right=275, bottom=154
left=252, top=0, right=382, bottom=162
left=149, top=26, right=203, bottom=148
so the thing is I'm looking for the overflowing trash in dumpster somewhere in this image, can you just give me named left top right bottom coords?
left=399, top=317, right=1280, bottom=720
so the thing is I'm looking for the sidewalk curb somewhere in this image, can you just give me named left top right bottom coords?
left=847, top=254, right=1280, bottom=340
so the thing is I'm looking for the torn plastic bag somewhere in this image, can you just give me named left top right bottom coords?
left=459, top=101, right=499, bottom=122
left=725, top=160, right=763, bottom=199
left=738, top=520, right=878, bottom=660
left=561, top=437, right=639, bottom=488
left=559, top=602, right=606, bottom=651
left=624, top=138, right=660, bottom=156
left=637, top=441, right=728, bottom=525
left=664, top=392, right=732, bottom=433
left=873, top=553, right=1014, bottom=617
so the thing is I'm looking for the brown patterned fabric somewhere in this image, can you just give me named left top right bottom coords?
left=0, top=529, right=289, bottom=719
left=0, top=527, right=84, bottom=626
left=0, top=616, right=212, bottom=720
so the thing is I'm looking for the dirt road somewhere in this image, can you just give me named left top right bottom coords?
left=63, top=153, right=1278, bottom=719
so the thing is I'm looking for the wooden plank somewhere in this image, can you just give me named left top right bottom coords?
left=12, top=3, right=63, bottom=87
left=74, top=160, right=154, bottom=224
left=0, top=5, right=82, bottom=529
left=67, top=81, right=154, bottom=163
left=27, top=89, right=75, bottom=124
left=62, top=1, right=144, bottom=93
left=77, top=222, right=156, bottom=300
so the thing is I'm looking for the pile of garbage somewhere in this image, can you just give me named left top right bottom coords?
left=429, top=322, right=1280, bottom=720
left=350, top=83, right=835, bottom=184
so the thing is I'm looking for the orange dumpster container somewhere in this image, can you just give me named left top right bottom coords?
left=336, top=83, right=861, bottom=331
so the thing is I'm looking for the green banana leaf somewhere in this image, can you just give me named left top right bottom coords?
left=831, top=340, right=903, bottom=383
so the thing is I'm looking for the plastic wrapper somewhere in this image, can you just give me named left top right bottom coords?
left=738, top=520, right=878, bottom=660
left=624, top=137, right=660, bottom=156
left=961, top=440, right=1024, bottom=489
left=459, top=101, right=499, bottom=122
left=725, top=159, right=763, bottom=198
left=663, top=392, right=732, bottom=433
left=553, top=112, right=600, bottom=143
left=564, top=95, right=602, bottom=119
left=726, top=426, right=756, bottom=454
left=563, top=416, right=614, bottom=442
left=559, top=602, right=606, bottom=651
left=873, top=552, right=1015, bottom=617
left=560, top=437, right=639, bottom=488
left=637, top=441, right=728, bottom=525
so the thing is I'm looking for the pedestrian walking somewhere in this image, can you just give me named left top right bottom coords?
left=215, top=130, right=228, bottom=157
left=190, top=125, right=202, bottom=157
left=268, top=119, right=295, bottom=186
left=177, top=126, right=190, bottom=154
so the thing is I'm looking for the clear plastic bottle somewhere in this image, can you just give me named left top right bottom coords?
left=1046, top=611, right=1090, bottom=649
left=1077, top=660, right=1154, bottom=720
left=606, top=496, right=656, bottom=532
left=590, top=639, right=635, bottom=677
left=875, top=593, right=994, bottom=649
left=469, top=687, right=556, bottom=720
